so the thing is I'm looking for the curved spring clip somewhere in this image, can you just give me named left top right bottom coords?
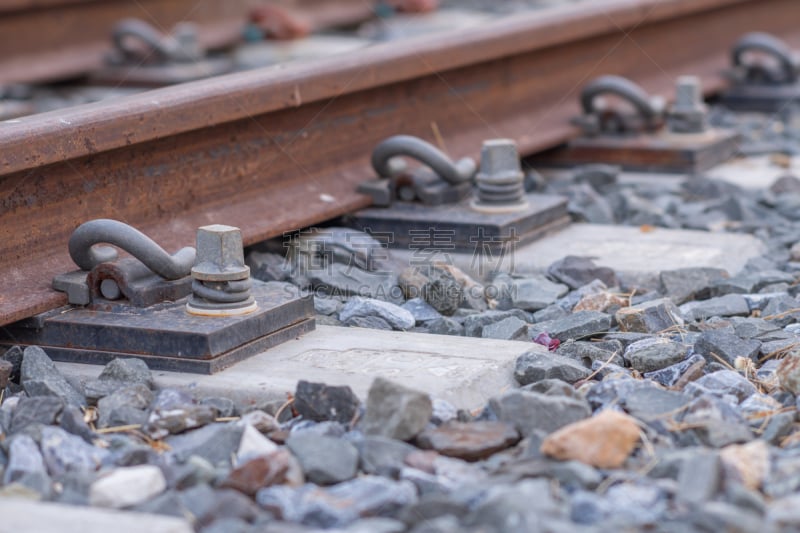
left=580, top=75, right=662, bottom=134
left=112, top=19, right=174, bottom=63
left=732, top=32, right=798, bottom=85
left=69, top=219, right=196, bottom=280
left=112, top=19, right=200, bottom=64
left=371, top=135, right=476, bottom=185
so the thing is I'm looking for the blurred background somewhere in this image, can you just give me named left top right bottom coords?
left=0, top=0, right=587, bottom=119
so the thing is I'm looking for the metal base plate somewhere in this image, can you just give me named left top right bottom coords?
left=0, top=281, right=314, bottom=374
left=719, top=85, right=800, bottom=113
left=345, top=193, right=570, bottom=253
left=534, top=129, right=740, bottom=173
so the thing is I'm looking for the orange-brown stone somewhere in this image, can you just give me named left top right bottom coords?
left=540, top=410, right=640, bottom=468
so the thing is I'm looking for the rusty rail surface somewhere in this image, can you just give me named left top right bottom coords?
left=0, top=0, right=379, bottom=85
left=2, top=0, right=800, bottom=326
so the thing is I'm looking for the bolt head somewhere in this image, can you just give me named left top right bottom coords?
left=191, top=224, right=250, bottom=282
left=479, top=139, right=521, bottom=175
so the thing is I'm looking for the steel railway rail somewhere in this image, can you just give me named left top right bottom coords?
left=0, top=0, right=381, bottom=84
left=1, top=0, right=800, bottom=326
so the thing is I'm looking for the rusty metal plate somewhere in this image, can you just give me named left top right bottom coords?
left=719, top=84, right=800, bottom=113
left=0, top=281, right=314, bottom=374
left=535, top=129, right=741, bottom=173
left=345, top=193, right=570, bottom=252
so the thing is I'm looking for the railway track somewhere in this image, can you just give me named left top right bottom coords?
left=2, top=0, right=800, bottom=327
left=0, top=0, right=389, bottom=84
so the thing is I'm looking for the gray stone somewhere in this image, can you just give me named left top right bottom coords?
left=40, top=425, right=108, bottom=477
left=621, top=386, right=691, bottom=422
left=166, top=423, right=244, bottom=466
left=362, top=378, right=432, bottom=441
left=676, top=452, right=722, bottom=504
left=425, top=317, right=464, bottom=336
left=344, top=315, right=393, bottom=330
left=547, top=256, right=617, bottom=290
left=510, top=275, right=569, bottom=311
left=422, top=268, right=463, bottom=316
left=465, top=479, right=562, bottom=531
left=97, top=384, right=153, bottom=429
left=765, top=456, right=800, bottom=499
left=256, top=477, right=417, bottom=529
left=514, top=351, right=591, bottom=385
left=763, top=294, right=800, bottom=327
left=145, top=390, right=217, bottom=439
left=247, top=250, right=291, bottom=282
left=489, top=390, right=591, bottom=436
left=681, top=294, right=751, bottom=321
left=522, top=378, right=580, bottom=399
left=294, top=380, right=360, bottom=424
left=777, top=351, right=800, bottom=394
left=660, top=267, right=728, bottom=304
left=430, top=398, right=458, bottom=426
left=287, top=432, right=358, bottom=485
left=357, top=436, right=417, bottom=476
left=603, top=332, right=654, bottom=349
left=10, top=396, right=63, bottom=433
left=557, top=340, right=625, bottom=367
left=694, top=330, right=761, bottom=366
left=481, top=316, right=528, bottom=341
left=680, top=396, right=753, bottom=447
left=685, top=370, right=757, bottom=403
left=340, top=297, right=415, bottom=331
left=768, top=494, right=800, bottom=530
left=199, top=397, right=236, bottom=418
left=604, top=482, right=668, bottom=525
left=761, top=411, right=795, bottom=445
left=401, top=298, right=442, bottom=324
left=313, top=295, right=343, bottom=316
left=2, top=345, right=23, bottom=383
left=310, top=264, right=401, bottom=303
left=528, top=311, right=613, bottom=342
left=585, top=377, right=652, bottom=411
left=644, top=354, right=705, bottom=387
left=20, top=346, right=85, bottom=406
left=179, top=484, right=261, bottom=528
left=399, top=494, right=468, bottom=530
left=692, top=502, right=765, bottom=533
left=616, top=298, right=684, bottom=333
left=463, top=310, right=528, bottom=337
left=731, top=317, right=781, bottom=339
left=533, top=304, right=569, bottom=323
left=84, top=358, right=154, bottom=402
left=625, top=337, right=689, bottom=373
left=716, top=270, right=796, bottom=295
left=59, top=405, right=96, bottom=443
left=3, top=434, right=50, bottom=496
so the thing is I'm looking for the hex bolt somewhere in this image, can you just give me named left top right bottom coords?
left=667, top=76, right=708, bottom=134
left=186, top=224, right=257, bottom=316
left=470, top=139, right=529, bottom=213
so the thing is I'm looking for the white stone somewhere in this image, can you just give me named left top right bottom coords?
left=236, top=424, right=279, bottom=465
left=89, top=465, right=166, bottom=509
left=0, top=498, right=191, bottom=533
left=57, top=326, right=538, bottom=411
